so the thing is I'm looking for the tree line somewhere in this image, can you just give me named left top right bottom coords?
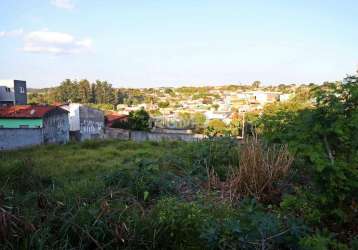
left=28, top=79, right=132, bottom=107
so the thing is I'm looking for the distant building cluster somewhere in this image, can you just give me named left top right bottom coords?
left=116, top=87, right=295, bottom=128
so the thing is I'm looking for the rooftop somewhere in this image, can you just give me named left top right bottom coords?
left=0, top=105, right=68, bottom=119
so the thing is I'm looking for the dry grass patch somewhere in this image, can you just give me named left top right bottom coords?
left=207, top=138, right=294, bottom=201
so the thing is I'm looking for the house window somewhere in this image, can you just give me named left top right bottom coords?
left=5, top=87, right=11, bottom=92
left=19, top=87, right=25, bottom=93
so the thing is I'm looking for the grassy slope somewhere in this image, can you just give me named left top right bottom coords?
left=1, top=139, right=354, bottom=249
left=1, top=140, right=218, bottom=249
left=1, top=140, right=179, bottom=200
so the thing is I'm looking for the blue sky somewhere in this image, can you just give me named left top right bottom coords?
left=0, top=0, right=357, bottom=88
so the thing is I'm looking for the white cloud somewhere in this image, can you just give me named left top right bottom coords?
left=51, top=0, right=74, bottom=10
left=23, top=30, right=92, bottom=55
left=0, top=29, right=23, bottom=38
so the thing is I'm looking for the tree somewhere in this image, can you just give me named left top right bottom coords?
left=178, top=112, right=192, bottom=128
left=55, top=79, right=80, bottom=103
left=128, top=108, right=150, bottom=131
left=206, top=119, right=227, bottom=136
left=193, top=112, right=206, bottom=126
left=192, top=112, right=206, bottom=133
left=90, top=83, right=96, bottom=103
left=252, top=80, right=261, bottom=89
left=164, top=88, right=176, bottom=97
left=158, top=101, right=170, bottom=108
left=212, top=104, right=219, bottom=111
left=28, top=92, right=47, bottom=104
left=78, top=79, right=91, bottom=103
left=113, top=108, right=150, bottom=131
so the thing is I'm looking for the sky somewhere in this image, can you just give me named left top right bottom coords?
left=0, top=0, right=358, bottom=88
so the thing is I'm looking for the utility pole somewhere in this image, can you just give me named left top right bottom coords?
left=241, top=112, right=245, bottom=139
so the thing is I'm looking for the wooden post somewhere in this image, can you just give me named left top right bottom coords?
left=241, top=112, right=245, bottom=139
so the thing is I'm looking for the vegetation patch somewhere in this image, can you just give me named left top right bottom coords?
left=1, top=76, right=358, bottom=249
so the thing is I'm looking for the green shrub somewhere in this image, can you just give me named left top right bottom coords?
left=259, top=77, right=358, bottom=224
left=148, top=197, right=208, bottom=249
left=184, top=137, right=240, bottom=179
left=280, top=192, right=323, bottom=226
left=299, top=231, right=349, bottom=250
left=201, top=199, right=306, bottom=250
left=103, top=158, right=182, bottom=201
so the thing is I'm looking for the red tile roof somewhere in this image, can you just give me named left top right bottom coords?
left=0, top=105, right=68, bottom=119
left=105, top=114, right=128, bottom=122
left=105, top=113, right=128, bottom=127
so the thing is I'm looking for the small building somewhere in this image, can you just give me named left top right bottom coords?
left=0, top=80, right=27, bottom=106
left=0, top=105, right=69, bottom=150
left=105, top=113, right=128, bottom=128
left=243, top=91, right=281, bottom=105
left=279, top=93, right=293, bottom=102
left=61, top=103, right=104, bottom=141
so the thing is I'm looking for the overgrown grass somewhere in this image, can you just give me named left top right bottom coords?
left=0, top=139, right=355, bottom=249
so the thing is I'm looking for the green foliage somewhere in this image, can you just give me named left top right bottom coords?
left=251, top=80, right=261, bottom=89
left=201, top=199, right=306, bottom=249
left=32, top=78, right=119, bottom=106
left=192, top=112, right=206, bottom=126
left=192, top=112, right=206, bottom=133
left=261, top=78, right=358, bottom=216
left=112, top=108, right=150, bottom=131
left=128, top=108, right=150, bottom=131
left=299, top=231, right=349, bottom=250
left=280, top=192, right=323, bottom=226
left=206, top=119, right=228, bottom=136
left=0, top=122, right=355, bottom=249
left=183, top=137, right=240, bottom=179
left=259, top=76, right=358, bottom=238
left=86, top=103, right=114, bottom=111
left=158, top=100, right=170, bottom=108
left=148, top=198, right=208, bottom=249
left=103, top=158, right=181, bottom=200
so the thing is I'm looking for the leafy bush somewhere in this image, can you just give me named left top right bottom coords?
left=200, top=199, right=306, bottom=250
left=111, top=108, right=150, bottom=131
left=103, top=158, right=181, bottom=201
left=299, top=231, right=349, bottom=250
left=280, top=191, right=323, bottom=226
left=259, top=77, right=358, bottom=223
left=147, top=197, right=208, bottom=249
left=183, top=137, right=240, bottom=179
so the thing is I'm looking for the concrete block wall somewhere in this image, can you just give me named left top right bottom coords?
left=43, top=112, right=70, bottom=144
left=79, top=106, right=104, bottom=140
left=104, top=128, right=130, bottom=140
left=104, top=128, right=205, bottom=142
left=0, top=128, right=43, bottom=150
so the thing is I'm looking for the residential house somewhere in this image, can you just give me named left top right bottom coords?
left=205, top=111, right=232, bottom=124
left=0, top=105, right=69, bottom=150
left=243, top=91, right=281, bottom=105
